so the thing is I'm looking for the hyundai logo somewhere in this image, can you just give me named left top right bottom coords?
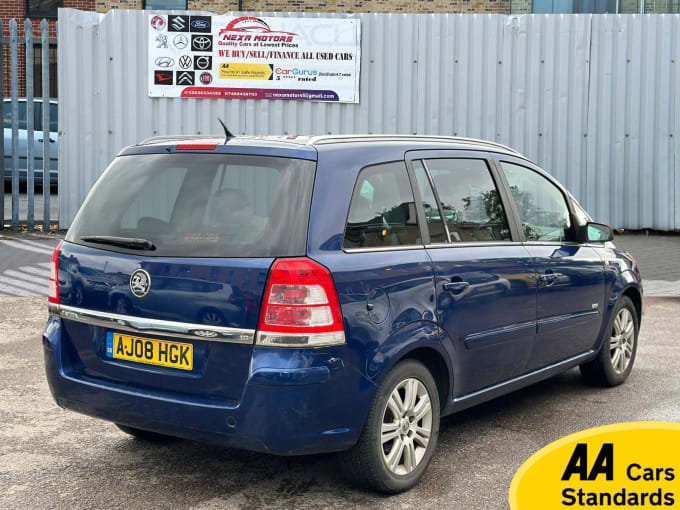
left=154, top=57, right=174, bottom=68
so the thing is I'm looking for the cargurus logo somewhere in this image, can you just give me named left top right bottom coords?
left=275, top=67, right=318, bottom=76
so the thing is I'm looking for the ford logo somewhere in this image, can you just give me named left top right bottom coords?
left=191, top=19, right=209, bottom=29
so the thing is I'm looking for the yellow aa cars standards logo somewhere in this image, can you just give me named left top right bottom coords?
left=509, top=422, right=680, bottom=509
left=219, top=63, right=273, bottom=80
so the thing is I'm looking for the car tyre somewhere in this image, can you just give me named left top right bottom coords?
left=339, top=359, right=440, bottom=493
left=115, top=424, right=175, bottom=442
left=580, top=295, right=639, bottom=387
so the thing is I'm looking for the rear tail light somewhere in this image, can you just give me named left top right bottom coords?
left=48, top=240, right=64, bottom=304
left=256, top=258, right=345, bottom=347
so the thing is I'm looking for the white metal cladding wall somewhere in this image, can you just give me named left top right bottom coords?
left=58, top=9, right=679, bottom=230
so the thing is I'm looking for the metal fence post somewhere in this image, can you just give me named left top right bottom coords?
left=42, top=19, right=50, bottom=232
left=25, top=19, right=35, bottom=231
left=9, top=19, right=19, bottom=232
left=0, top=20, right=4, bottom=230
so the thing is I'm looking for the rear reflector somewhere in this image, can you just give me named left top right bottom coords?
left=256, top=258, right=345, bottom=347
left=48, top=240, right=64, bottom=304
left=175, top=144, right=217, bottom=151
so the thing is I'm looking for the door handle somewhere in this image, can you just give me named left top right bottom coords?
left=38, top=138, right=55, bottom=143
left=443, top=281, right=470, bottom=294
left=539, top=272, right=564, bottom=285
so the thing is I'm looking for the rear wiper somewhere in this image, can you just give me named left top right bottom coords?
left=80, top=236, right=156, bottom=251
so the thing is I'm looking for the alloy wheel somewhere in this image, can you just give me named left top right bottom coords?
left=610, top=308, right=635, bottom=374
left=380, top=378, right=433, bottom=475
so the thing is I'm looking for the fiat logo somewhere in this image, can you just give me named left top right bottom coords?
left=130, top=269, right=151, bottom=298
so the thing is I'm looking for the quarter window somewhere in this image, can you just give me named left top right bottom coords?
left=500, top=162, right=573, bottom=242
left=412, top=160, right=448, bottom=243
left=344, top=162, right=421, bottom=249
left=424, top=159, right=511, bottom=242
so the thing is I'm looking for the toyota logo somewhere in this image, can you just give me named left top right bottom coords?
left=173, top=34, right=188, bottom=50
left=192, top=35, right=212, bottom=51
left=154, top=56, right=174, bottom=68
left=130, top=269, right=151, bottom=298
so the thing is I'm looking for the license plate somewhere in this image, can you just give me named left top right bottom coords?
left=106, top=332, right=193, bottom=371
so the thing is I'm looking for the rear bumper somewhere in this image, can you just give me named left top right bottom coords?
left=4, top=168, right=58, bottom=185
left=43, top=316, right=373, bottom=455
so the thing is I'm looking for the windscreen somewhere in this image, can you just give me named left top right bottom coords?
left=66, top=153, right=316, bottom=257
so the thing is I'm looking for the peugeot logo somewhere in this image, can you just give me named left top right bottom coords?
left=130, top=269, right=151, bottom=298
left=192, top=35, right=212, bottom=51
left=173, top=34, right=188, bottom=50
left=155, top=56, right=174, bottom=68
left=178, top=55, right=192, bottom=69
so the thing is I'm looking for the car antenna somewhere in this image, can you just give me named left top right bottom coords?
left=217, top=117, right=234, bottom=144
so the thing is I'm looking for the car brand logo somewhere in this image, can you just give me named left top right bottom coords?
left=168, top=15, right=189, bottom=32
left=176, top=71, right=195, bottom=85
left=178, top=55, right=192, bottom=69
left=154, top=70, right=173, bottom=85
left=173, top=34, right=189, bottom=50
left=155, top=34, right=168, bottom=48
left=199, top=72, right=212, bottom=85
left=194, top=55, right=212, bottom=70
left=150, top=15, right=166, bottom=31
left=191, top=35, right=212, bottom=52
left=193, top=330, right=218, bottom=338
left=190, top=16, right=211, bottom=32
left=130, top=269, right=151, bottom=298
left=154, top=56, right=174, bottom=68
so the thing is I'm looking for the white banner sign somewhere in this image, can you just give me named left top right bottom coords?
left=148, top=14, right=361, bottom=103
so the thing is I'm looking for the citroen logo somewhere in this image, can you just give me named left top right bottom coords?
left=130, top=269, right=151, bottom=298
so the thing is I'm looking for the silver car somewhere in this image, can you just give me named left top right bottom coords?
left=3, top=98, right=58, bottom=187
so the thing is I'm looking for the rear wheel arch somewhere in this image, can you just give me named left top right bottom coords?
left=397, top=346, right=451, bottom=413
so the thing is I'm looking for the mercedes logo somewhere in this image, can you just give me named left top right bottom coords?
left=155, top=56, right=174, bottom=68
left=173, top=34, right=188, bottom=50
left=130, top=269, right=151, bottom=298
left=178, top=55, right=192, bottom=69
left=192, top=35, right=212, bottom=51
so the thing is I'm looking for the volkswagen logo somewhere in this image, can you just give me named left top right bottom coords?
left=178, top=55, right=192, bottom=69
left=130, top=269, right=151, bottom=298
left=154, top=56, right=174, bottom=68
left=173, top=34, right=188, bottom=50
left=192, top=35, right=212, bottom=51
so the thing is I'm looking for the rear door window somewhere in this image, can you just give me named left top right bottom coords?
left=412, top=160, right=448, bottom=244
left=424, top=159, right=511, bottom=242
left=67, top=153, right=316, bottom=257
left=343, top=161, right=421, bottom=249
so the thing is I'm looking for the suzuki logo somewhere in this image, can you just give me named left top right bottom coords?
left=130, top=269, right=151, bottom=298
left=170, top=16, right=187, bottom=31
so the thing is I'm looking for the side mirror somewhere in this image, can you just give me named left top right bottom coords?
left=584, top=222, right=614, bottom=243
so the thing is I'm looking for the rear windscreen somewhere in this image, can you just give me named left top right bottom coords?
left=66, top=153, right=316, bottom=257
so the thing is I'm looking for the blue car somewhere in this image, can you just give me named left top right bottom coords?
left=44, top=135, right=642, bottom=492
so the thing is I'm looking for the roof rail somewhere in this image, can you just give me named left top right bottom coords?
left=306, top=134, right=520, bottom=154
left=137, top=135, right=213, bottom=146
